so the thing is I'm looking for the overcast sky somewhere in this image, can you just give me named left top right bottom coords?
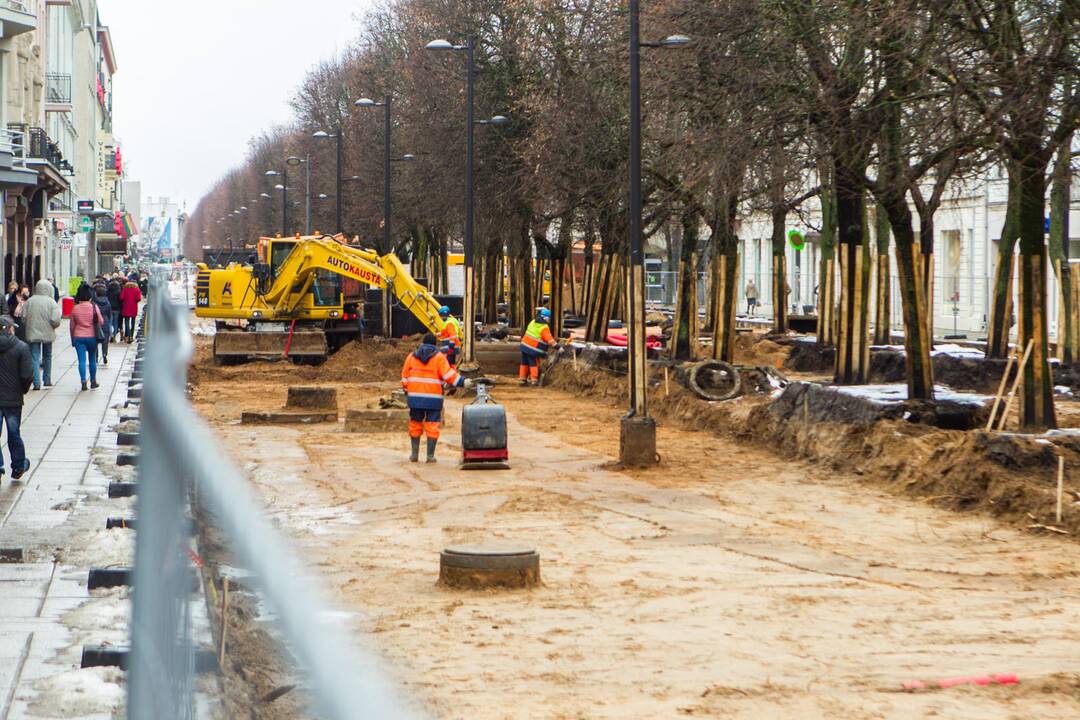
left=105, top=0, right=374, bottom=212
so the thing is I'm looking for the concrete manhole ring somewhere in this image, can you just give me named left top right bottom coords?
left=439, top=544, right=540, bottom=589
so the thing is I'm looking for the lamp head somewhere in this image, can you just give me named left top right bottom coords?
left=354, top=97, right=378, bottom=107
left=660, top=35, right=691, bottom=47
left=286, top=156, right=303, bottom=166
left=312, top=130, right=330, bottom=138
left=488, top=115, right=510, bottom=126
left=425, top=39, right=455, bottom=51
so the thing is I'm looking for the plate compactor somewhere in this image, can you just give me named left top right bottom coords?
left=460, top=381, right=510, bottom=470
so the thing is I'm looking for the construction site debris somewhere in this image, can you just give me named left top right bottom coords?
left=285, top=386, right=338, bottom=410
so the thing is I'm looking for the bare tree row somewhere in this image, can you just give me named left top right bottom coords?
left=187, top=0, right=1079, bottom=429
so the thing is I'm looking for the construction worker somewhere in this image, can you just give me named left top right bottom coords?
left=401, top=332, right=472, bottom=463
left=519, top=307, right=555, bottom=387
left=437, top=305, right=463, bottom=367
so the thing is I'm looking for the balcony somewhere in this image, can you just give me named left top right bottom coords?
left=6, top=125, right=71, bottom=194
left=0, top=0, right=36, bottom=37
left=46, top=73, right=72, bottom=106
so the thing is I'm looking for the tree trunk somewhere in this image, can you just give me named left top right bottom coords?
left=986, top=171, right=1020, bottom=359
left=669, top=208, right=700, bottom=360
left=1050, top=137, right=1076, bottom=362
left=880, top=195, right=935, bottom=400
left=1016, top=157, right=1057, bottom=429
left=585, top=253, right=618, bottom=342
left=873, top=202, right=891, bottom=345
left=770, top=205, right=788, bottom=333
left=817, top=179, right=838, bottom=345
left=708, top=195, right=740, bottom=363
left=833, top=165, right=871, bottom=384
left=918, top=220, right=935, bottom=342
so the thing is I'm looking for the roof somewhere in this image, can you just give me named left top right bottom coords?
left=98, top=25, right=117, bottom=75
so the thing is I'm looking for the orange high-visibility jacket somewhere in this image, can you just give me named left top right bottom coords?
left=401, top=344, right=463, bottom=410
left=520, top=320, right=555, bottom=357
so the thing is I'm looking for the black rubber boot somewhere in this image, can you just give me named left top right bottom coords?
left=426, top=438, right=438, bottom=463
left=409, top=437, right=420, bottom=463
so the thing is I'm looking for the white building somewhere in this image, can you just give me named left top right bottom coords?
left=737, top=170, right=1080, bottom=341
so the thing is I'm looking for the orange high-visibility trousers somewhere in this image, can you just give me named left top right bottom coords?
left=408, top=408, right=441, bottom=439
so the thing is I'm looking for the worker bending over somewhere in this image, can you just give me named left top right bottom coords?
left=437, top=305, right=463, bottom=367
left=401, top=332, right=472, bottom=463
left=519, top=307, right=555, bottom=387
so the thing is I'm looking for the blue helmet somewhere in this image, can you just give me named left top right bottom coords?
left=438, top=305, right=451, bottom=317
left=537, top=307, right=552, bottom=321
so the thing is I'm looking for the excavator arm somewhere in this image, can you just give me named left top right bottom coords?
left=264, top=237, right=447, bottom=334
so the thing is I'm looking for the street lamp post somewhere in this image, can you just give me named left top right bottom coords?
left=313, top=130, right=343, bottom=232
left=425, top=38, right=509, bottom=366
left=622, top=2, right=689, bottom=466
left=356, top=96, right=417, bottom=336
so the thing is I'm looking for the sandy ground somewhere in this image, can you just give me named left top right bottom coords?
left=190, top=359, right=1080, bottom=719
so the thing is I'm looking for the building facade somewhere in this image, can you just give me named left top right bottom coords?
left=734, top=170, right=1080, bottom=342
left=0, top=0, right=130, bottom=299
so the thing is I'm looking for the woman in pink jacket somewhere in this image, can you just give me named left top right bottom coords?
left=70, top=284, right=104, bottom=391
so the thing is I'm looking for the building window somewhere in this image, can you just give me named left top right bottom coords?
left=942, top=230, right=962, bottom=301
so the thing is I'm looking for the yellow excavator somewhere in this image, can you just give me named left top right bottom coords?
left=195, top=234, right=447, bottom=363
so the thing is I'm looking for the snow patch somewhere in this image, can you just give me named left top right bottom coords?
left=27, top=667, right=125, bottom=716
left=833, top=384, right=992, bottom=406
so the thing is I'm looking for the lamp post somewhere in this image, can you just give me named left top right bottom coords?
left=623, top=2, right=689, bottom=466
left=425, top=38, right=509, bottom=366
left=312, top=130, right=342, bottom=232
left=356, top=96, right=417, bottom=336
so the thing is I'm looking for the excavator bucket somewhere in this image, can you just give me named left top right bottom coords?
left=213, top=330, right=328, bottom=363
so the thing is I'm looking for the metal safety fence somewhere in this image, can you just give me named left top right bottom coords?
left=129, top=273, right=422, bottom=719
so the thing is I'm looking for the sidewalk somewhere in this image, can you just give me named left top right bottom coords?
left=0, top=321, right=139, bottom=719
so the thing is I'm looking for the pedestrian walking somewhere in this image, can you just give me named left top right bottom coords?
left=91, top=283, right=112, bottom=365
left=0, top=315, right=33, bottom=480
left=70, top=284, right=104, bottom=391
left=106, top=278, right=122, bottom=341
left=745, top=280, right=759, bottom=316
left=119, top=276, right=142, bottom=343
left=47, top=277, right=59, bottom=302
left=519, top=307, right=555, bottom=387
left=400, top=332, right=471, bottom=463
left=4, top=281, right=16, bottom=314
left=11, top=285, right=29, bottom=341
left=22, top=280, right=60, bottom=390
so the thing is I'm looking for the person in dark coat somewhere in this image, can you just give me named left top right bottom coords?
left=0, top=315, right=33, bottom=480
left=91, top=283, right=112, bottom=365
left=106, top=279, right=122, bottom=341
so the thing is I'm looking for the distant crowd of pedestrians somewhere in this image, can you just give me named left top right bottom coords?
left=0, top=272, right=145, bottom=482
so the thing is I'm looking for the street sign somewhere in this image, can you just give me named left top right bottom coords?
left=788, top=229, right=806, bottom=250
left=79, top=217, right=94, bottom=233
left=77, top=199, right=94, bottom=214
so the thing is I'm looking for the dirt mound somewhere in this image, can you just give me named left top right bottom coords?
left=319, top=338, right=406, bottom=382
left=187, top=336, right=408, bottom=387
left=784, top=341, right=835, bottom=372
left=545, top=358, right=1080, bottom=540
left=734, top=334, right=790, bottom=367
left=870, top=350, right=1011, bottom=394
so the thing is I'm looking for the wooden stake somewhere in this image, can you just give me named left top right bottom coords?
left=986, top=353, right=1017, bottom=431
left=219, top=577, right=229, bottom=666
left=664, top=366, right=670, bottom=397
left=997, top=340, right=1034, bottom=432
left=1057, top=456, right=1065, bottom=524
left=572, top=347, right=577, bottom=370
